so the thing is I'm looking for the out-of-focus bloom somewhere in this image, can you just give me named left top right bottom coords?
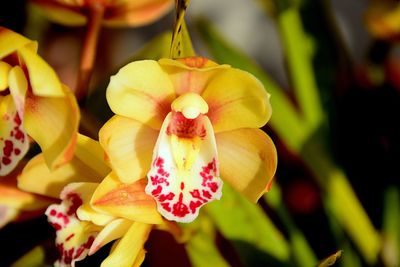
left=365, top=0, right=400, bottom=40
left=31, top=0, right=174, bottom=27
left=0, top=165, right=54, bottom=228
left=18, top=134, right=179, bottom=267
left=100, top=56, right=277, bottom=223
left=0, top=27, right=79, bottom=176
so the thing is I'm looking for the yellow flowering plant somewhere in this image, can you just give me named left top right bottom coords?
left=99, top=56, right=277, bottom=223
left=0, top=27, right=79, bottom=176
left=18, top=134, right=181, bottom=267
left=10, top=0, right=391, bottom=266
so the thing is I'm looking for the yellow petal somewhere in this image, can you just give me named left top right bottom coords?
left=24, top=84, right=80, bottom=170
left=202, top=68, right=272, bottom=133
left=0, top=95, right=29, bottom=176
left=75, top=134, right=110, bottom=178
left=104, top=0, right=173, bottom=27
left=146, top=112, right=222, bottom=223
left=159, top=57, right=229, bottom=96
left=0, top=27, right=33, bottom=59
left=18, top=153, right=105, bottom=199
left=0, top=61, right=12, bottom=91
left=89, top=218, right=132, bottom=255
left=100, top=222, right=152, bottom=267
left=0, top=167, right=54, bottom=214
left=0, top=166, right=54, bottom=227
left=70, top=182, right=115, bottom=226
left=99, top=115, right=158, bottom=184
left=91, top=173, right=163, bottom=224
left=8, top=65, right=27, bottom=117
left=18, top=45, right=64, bottom=97
left=106, top=60, right=175, bottom=129
left=216, top=128, right=277, bottom=202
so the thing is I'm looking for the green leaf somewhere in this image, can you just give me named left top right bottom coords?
left=382, top=186, right=400, bottom=267
left=264, top=186, right=317, bottom=267
left=10, top=246, right=48, bottom=267
left=205, top=183, right=290, bottom=263
left=277, top=7, right=324, bottom=130
left=185, top=216, right=230, bottom=267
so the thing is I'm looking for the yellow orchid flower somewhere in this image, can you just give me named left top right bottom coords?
left=0, top=27, right=79, bottom=176
left=31, top=0, right=174, bottom=27
left=100, top=56, right=277, bottom=223
left=18, top=134, right=180, bottom=267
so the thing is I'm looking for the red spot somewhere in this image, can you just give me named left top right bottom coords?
left=208, top=182, right=219, bottom=193
left=14, top=129, right=25, bottom=141
left=190, top=189, right=207, bottom=202
left=154, top=157, right=164, bottom=167
left=161, top=202, right=171, bottom=212
left=50, top=209, right=57, bottom=216
left=66, top=193, right=83, bottom=216
left=172, top=193, right=189, bottom=218
left=2, top=157, right=11, bottom=165
left=3, top=140, right=13, bottom=157
left=14, top=114, right=21, bottom=126
left=150, top=175, right=169, bottom=186
left=50, top=222, right=62, bottom=231
left=66, top=233, right=75, bottom=241
left=14, top=148, right=20, bottom=155
left=151, top=185, right=162, bottom=196
left=189, top=201, right=202, bottom=214
left=167, top=112, right=207, bottom=139
left=180, top=182, right=184, bottom=190
left=202, top=190, right=212, bottom=199
left=158, top=192, right=175, bottom=202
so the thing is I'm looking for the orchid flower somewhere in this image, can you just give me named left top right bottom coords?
left=99, top=56, right=277, bottom=223
left=30, top=0, right=174, bottom=27
left=18, top=134, right=180, bottom=267
left=0, top=27, right=79, bottom=176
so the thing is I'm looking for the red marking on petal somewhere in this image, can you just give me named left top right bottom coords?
left=161, top=202, right=171, bottom=212
left=151, top=185, right=162, bottom=196
left=202, top=190, right=212, bottom=199
left=14, top=113, right=21, bottom=125
left=158, top=192, right=175, bottom=202
left=208, top=182, right=219, bottom=193
left=50, top=209, right=57, bottom=216
left=166, top=112, right=206, bottom=139
left=14, top=148, right=20, bottom=155
left=2, top=157, right=11, bottom=165
left=180, top=182, right=184, bottom=190
left=3, top=140, right=13, bottom=156
left=66, top=193, right=83, bottom=216
left=66, top=233, right=75, bottom=241
left=189, top=201, right=202, bottom=214
left=171, top=193, right=190, bottom=218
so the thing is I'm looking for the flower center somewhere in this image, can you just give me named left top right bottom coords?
left=171, top=92, right=208, bottom=119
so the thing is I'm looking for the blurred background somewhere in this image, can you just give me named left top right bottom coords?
left=1, top=0, right=399, bottom=266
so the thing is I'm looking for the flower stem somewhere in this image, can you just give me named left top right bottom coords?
left=75, top=3, right=104, bottom=103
